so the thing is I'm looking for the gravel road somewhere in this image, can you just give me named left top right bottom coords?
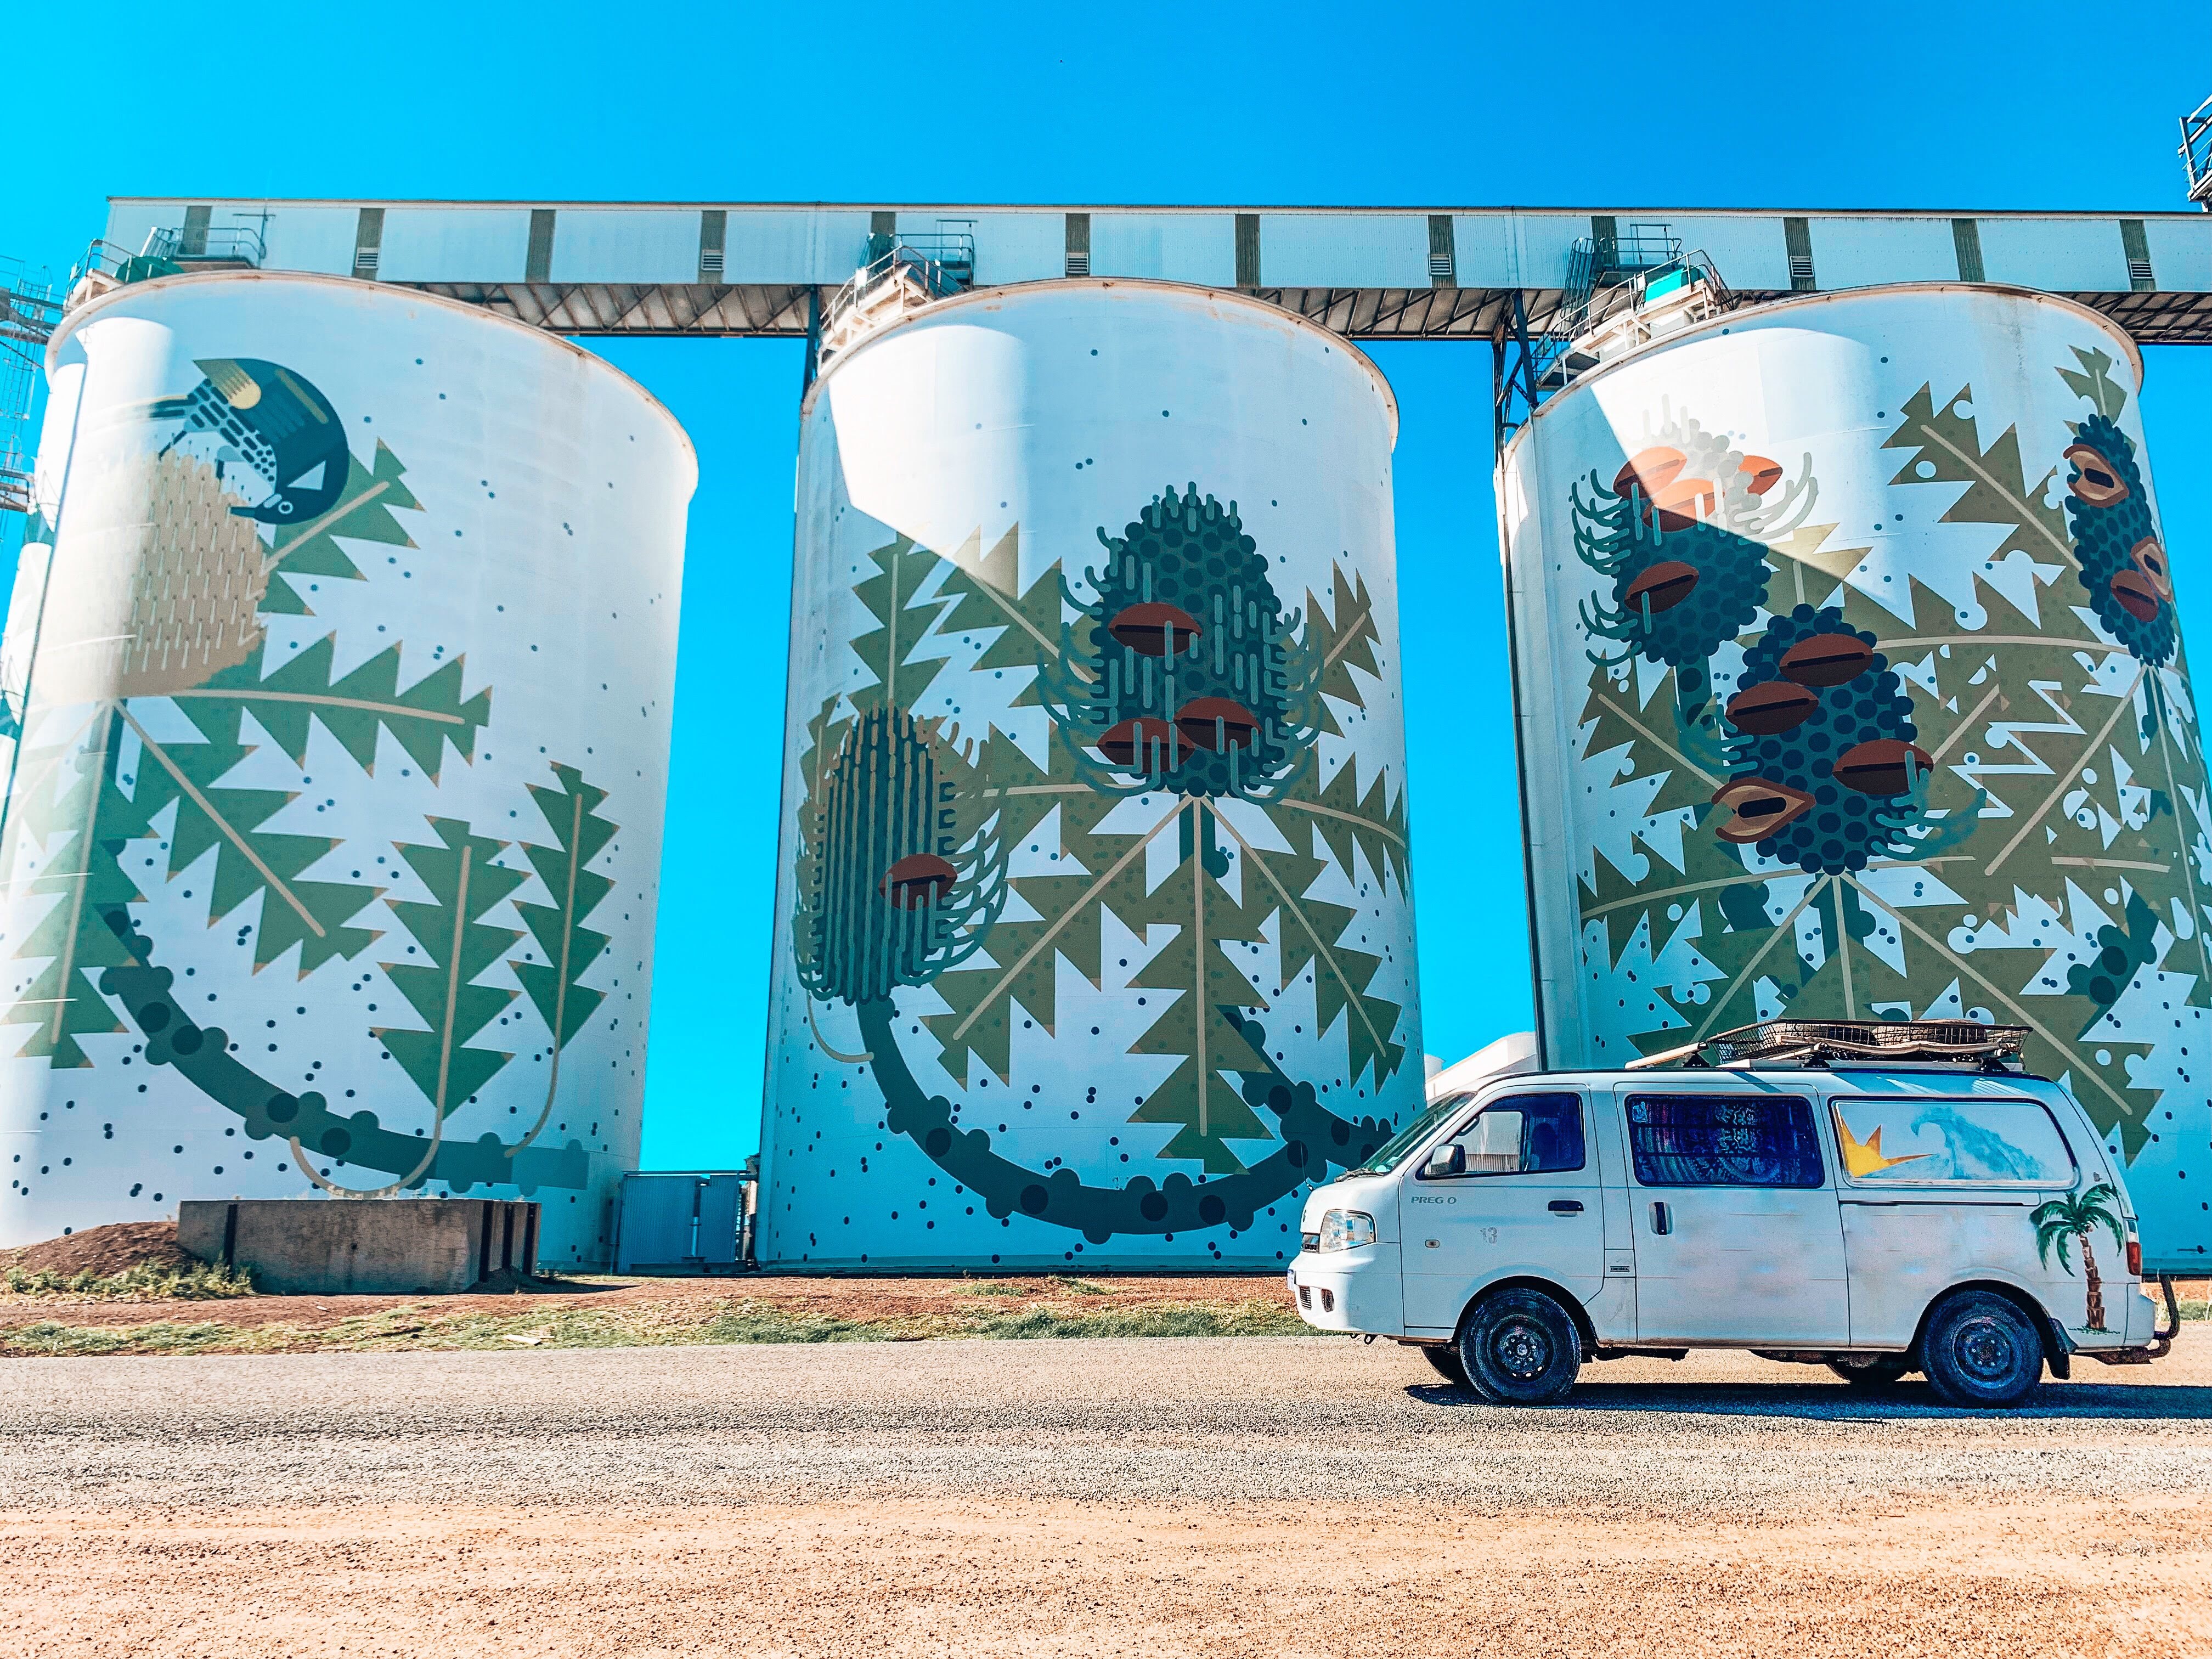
left=2, top=1334, right=2208, bottom=1657
left=4, top=1331, right=2209, bottom=1513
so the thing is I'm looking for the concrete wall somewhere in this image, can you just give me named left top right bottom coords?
left=177, top=1199, right=539, bottom=1295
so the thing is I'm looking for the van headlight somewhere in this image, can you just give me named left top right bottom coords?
left=1318, top=1209, right=1376, bottom=1252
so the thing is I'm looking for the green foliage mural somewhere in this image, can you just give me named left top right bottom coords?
left=0, top=357, right=620, bottom=1195
left=1567, top=344, right=2212, bottom=1161
left=791, top=493, right=1414, bottom=1229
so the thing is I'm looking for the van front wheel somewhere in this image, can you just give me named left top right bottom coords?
left=1458, top=1289, right=1582, bottom=1406
left=1921, top=1291, right=2044, bottom=1409
left=1421, top=1345, right=1470, bottom=1386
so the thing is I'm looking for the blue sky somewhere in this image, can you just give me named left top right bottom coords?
left=7, top=3, right=2209, bottom=1168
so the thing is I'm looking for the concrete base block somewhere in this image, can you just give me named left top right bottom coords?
left=177, top=1199, right=540, bottom=1295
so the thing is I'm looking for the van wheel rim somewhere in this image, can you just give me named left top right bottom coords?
left=1491, top=1320, right=1551, bottom=1380
left=1954, top=1316, right=2018, bottom=1382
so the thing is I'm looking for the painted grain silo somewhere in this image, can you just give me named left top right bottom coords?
left=759, top=279, right=1421, bottom=1269
left=1502, top=281, right=2209, bottom=1271
left=0, top=271, right=693, bottom=1264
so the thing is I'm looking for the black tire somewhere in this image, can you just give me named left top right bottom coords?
left=1421, top=1345, right=1470, bottom=1386
left=1921, top=1291, right=2045, bottom=1409
left=1825, top=1355, right=1911, bottom=1390
left=1457, top=1289, right=1582, bottom=1406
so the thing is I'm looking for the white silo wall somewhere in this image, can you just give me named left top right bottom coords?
left=0, top=272, right=693, bottom=1264
left=761, top=280, right=1423, bottom=1269
left=1502, top=282, right=2210, bottom=1272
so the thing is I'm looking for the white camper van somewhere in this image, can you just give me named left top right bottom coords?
left=1289, top=1021, right=2179, bottom=1407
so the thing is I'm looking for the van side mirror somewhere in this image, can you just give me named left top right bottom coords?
left=1424, top=1143, right=1465, bottom=1178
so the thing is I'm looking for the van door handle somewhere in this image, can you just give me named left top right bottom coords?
left=1649, top=1201, right=1672, bottom=1235
left=1548, top=1199, right=1584, bottom=1214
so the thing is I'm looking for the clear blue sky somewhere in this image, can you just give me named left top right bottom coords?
left=7, top=3, right=2209, bottom=1168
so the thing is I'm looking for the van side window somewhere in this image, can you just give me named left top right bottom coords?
left=1626, top=1095, right=1823, bottom=1188
left=1831, top=1097, right=2076, bottom=1186
left=1424, top=1092, right=1585, bottom=1177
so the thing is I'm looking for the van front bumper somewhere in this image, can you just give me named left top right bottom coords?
left=1288, top=1244, right=1401, bottom=1336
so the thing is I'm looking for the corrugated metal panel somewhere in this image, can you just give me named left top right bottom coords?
left=543, top=208, right=703, bottom=284
left=719, top=208, right=874, bottom=283
left=1656, top=216, right=1793, bottom=291
left=1978, top=217, right=2133, bottom=290
left=374, top=208, right=536, bottom=282
left=1255, top=213, right=1429, bottom=288
left=1087, top=213, right=1236, bottom=284
left=2143, top=217, right=2212, bottom=293
left=256, top=208, right=364, bottom=276
left=1807, top=216, right=1955, bottom=289
left=957, top=211, right=1062, bottom=285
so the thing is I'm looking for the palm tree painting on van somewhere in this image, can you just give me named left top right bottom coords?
left=2032, top=1183, right=2125, bottom=1333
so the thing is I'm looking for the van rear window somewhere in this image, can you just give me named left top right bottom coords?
left=1626, top=1095, right=1824, bottom=1188
left=1831, top=1097, right=2075, bottom=1186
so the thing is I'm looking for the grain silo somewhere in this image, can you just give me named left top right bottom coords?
left=1502, top=281, right=2209, bottom=1269
left=759, top=279, right=1422, bottom=1269
left=0, top=271, right=693, bottom=1264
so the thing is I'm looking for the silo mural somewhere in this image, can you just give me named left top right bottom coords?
left=760, top=280, right=1421, bottom=1268
left=0, top=272, right=693, bottom=1263
left=1503, top=283, right=2209, bottom=1270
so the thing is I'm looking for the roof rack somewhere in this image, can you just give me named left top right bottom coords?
left=1626, top=1019, right=2029, bottom=1072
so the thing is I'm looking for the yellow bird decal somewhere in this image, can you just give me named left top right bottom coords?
left=1837, top=1116, right=1932, bottom=1179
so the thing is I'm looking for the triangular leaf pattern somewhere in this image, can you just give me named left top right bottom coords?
left=510, top=764, right=615, bottom=1049
left=189, top=635, right=491, bottom=782
left=375, top=820, right=527, bottom=1117
left=120, top=699, right=382, bottom=976
left=0, top=714, right=146, bottom=1064
left=258, top=442, right=422, bottom=616
left=1124, top=806, right=1274, bottom=1170
left=848, top=534, right=957, bottom=713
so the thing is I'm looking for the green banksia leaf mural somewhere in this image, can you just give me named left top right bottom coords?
left=374, top=819, right=527, bottom=1119
left=1543, top=311, right=2212, bottom=1212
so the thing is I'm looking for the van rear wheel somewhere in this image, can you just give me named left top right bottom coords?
left=1458, top=1289, right=1582, bottom=1406
left=1421, top=1345, right=1470, bottom=1387
left=1921, top=1291, right=2044, bottom=1409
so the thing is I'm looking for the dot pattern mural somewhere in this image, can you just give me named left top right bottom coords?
left=760, top=281, right=1423, bottom=1269
left=0, top=273, right=692, bottom=1261
left=1504, top=284, right=2210, bottom=1272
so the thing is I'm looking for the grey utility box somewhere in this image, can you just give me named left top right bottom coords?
left=178, top=1198, right=539, bottom=1295
left=614, top=1172, right=749, bottom=1273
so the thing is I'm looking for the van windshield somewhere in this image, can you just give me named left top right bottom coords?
left=1347, top=1092, right=1473, bottom=1176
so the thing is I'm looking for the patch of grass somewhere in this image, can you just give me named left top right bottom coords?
left=1047, top=1276, right=1110, bottom=1297
left=0, top=1292, right=1312, bottom=1357
left=0, top=1319, right=291, bottom=1357
left=0, top=1261, right=255, bottom=1301
left=963, top=1283, right=1032, bottom=1299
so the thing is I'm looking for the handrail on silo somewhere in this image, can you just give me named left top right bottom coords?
left=815, top=227, right=979, bottom=375
left=2182, top=94, right=2212, bottom=207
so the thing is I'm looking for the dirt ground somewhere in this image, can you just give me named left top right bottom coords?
left=4, top=1493, right=2202, bottom=1659
left=2, top=1331, right=2208, bottom=1657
